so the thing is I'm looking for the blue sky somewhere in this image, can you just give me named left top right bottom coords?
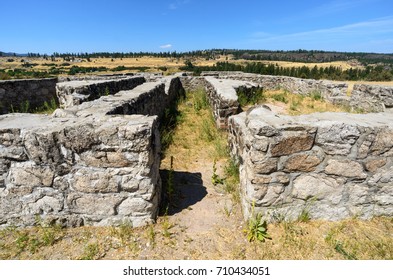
left=1, top=0, right=392, bottom=54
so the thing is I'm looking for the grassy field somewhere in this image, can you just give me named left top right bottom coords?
left=0, top=55, right=365, bottom=74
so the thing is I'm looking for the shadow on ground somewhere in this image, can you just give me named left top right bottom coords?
left=159, top=169, right=207, bottom=216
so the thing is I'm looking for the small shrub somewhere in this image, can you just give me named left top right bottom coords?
left=80, top=243, right=100, bottom=260
left=271, top=92, right=288, bottom=103
left=297, top=208, right=311, bottom=223
left=41, top=98, right=58, bottom=113
left=310, top=91, right=323, bottom=101
left=246, top=213, right=271, bottom=242
left=289, top=99, right=300, bottom=111
left=211, top=159, right=224, bottom=186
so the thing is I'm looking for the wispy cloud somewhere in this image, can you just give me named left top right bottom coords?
left=250, top=16, right=393, bottom=51
left=168, top=0, right=190, bottom=10
left=160, top=44, right=172, bottom=49
left=309, top=0, right=378, bottom=16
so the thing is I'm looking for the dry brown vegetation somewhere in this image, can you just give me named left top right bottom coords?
left=1, top=88, right=392, bottom=260
left=0, top=55, right=367, bottom=75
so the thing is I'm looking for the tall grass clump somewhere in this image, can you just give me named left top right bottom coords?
left=192, top=87, right=209, bottom=112
left=237, top=86, right=265, bottom=107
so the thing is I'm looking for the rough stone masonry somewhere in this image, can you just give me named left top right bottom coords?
left=1, top=71, right=393, bottom=227
left=0, top=76, right=183, bottom=228
left=228, top=106, right=393, bottom=221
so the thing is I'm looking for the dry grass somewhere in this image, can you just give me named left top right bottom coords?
left=0, top=56, right=226, bottom=75
left=260, top=89, right=352, bottom=115
left=1, top=217, right=391, bottom=260
left=0, top=55, right=372, bottom=76
left=232, top=59, right=362, bottom=71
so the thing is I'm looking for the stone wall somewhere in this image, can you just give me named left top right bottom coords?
left=228, top=106, right=393, bottom=221
left=0, top=78, right=58, bottom=115
left=56, top=76, right=146, bottom=108
left=204, top=77, right=258, bottom=129
left=180, top=75, right=259, bottom=128
left=349, top=84, right=393, bottom=112
left=57, top=73, right=135, bottom=82
left=214, top=72, right=349, bottom=105
left=0, top=76, right=184, bottom=228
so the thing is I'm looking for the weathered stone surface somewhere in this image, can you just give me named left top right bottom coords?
left=70, top=168, right=120, bottom=193
left=117, top=197, right=153, bottom=216
left=325, top=159, right=367, bottom=179
left=228, top=105, right=393, bottom=222
left=270, top=133, right=314, bottom=156
left=254, top=184, right=285, bottom=206
left=6, top=161, right=55, bottom=187
left=67, top=193, right=123, bottom=216
left=0, top=76, right=184, bottom=228
left=203, top=76, right=258, bottom=128
left=283, top=149, right=324, bottom=172
left=292, top=174, right=341, bottom=202
left=357, top=134, right=375, bottom=159
left=56, top=76, right=145, bottom=108
left=316, top=124, right=360, bottom=155
left=367, top=166, right=393, bottom=187
left=0, top=145, right=26, bottom=160
left=369, top=129, right=393, bottom=156
left=350, top=84, right=393, bottom=113
left=249, top=157, right=278, bottom=174
left=365, top=158, right=387, bottom=172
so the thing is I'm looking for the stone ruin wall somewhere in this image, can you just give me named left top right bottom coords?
left=195, top=72, right=393, bottom=221
left=350, top=84, right=393, bottom=113
left=0, top=74, right=164, bottom=116
left=204, top=72, right=350, bottom=105
left=1, top=72, right=393, bottom=227
left=0, top=76, right=183, bottom=228
left=0, top=78, right=58, bottom=114
left=56, top=76, right=146, bottom=108
left=228, top=107, right=393, bottom=221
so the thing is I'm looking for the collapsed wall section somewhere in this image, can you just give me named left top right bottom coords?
left=228, top=107, right=393, bottom=221
left=0, top=76, right=184, bottom=228
left=0, top=78, right=58, bottom=115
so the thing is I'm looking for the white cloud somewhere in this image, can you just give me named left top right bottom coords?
left=251, top=16, right=393, bottom=47
left=309, top=0, right=378, bottom=16
left=168, top=0, right=190, bottom=10
left=160, top=44, right=172, bottom=49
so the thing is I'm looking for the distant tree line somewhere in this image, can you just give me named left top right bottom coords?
left=7, top=49, right=393, bottom=65
left=180, top=61, right=393, bottom=81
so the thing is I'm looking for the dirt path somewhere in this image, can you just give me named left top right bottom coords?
left=154, top=151, right=245, bottom=259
